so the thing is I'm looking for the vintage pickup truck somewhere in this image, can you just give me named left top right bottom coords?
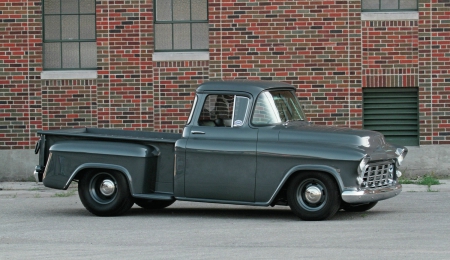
left=33, top=80, right=407, bottom=221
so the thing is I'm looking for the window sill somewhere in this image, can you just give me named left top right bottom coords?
left=361, top=11, right=419, bottom=21
left=41, top=70, right=97, bottom=80
left=153, top=51, right=209, bottom=61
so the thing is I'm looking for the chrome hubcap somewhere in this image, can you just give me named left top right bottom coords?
left=304, top=185, right=322, bottom=204
left=99, top=179, right=116, bottom=196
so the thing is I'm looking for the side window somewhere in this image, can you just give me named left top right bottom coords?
left=43, top=0, right=97, bottom=70
left=361, top=0, right=417, bottom=12
left=198, top=95, right=249, bottom=127
left=154, top=0, right=209, bottom=51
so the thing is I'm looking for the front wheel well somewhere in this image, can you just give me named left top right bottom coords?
left=271, top=170, right=341, bottom=206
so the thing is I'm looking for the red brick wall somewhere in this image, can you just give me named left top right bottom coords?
left=419, top=0, right=450, bottom=145
left=0, top=0, right=449, bottom=150
left=0, top=0, right=41, bottom=149
left=209, top=0, right=363, bottom=127
left=41, top=80, right=97, bottom=130
left=153, top=61, right=209, bottom=132
left=96, top=0, right=149, bottom=130
left=362, top=20, right=419, bottom=88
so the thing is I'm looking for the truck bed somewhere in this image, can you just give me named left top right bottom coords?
left=36, top=128, right=182, bottom=196
left=37, top=127, right=181, bottom=143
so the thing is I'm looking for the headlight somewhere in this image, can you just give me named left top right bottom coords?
left=395, top=148, right=407, bottom=167
left=358, top=155, right=370, bottom=176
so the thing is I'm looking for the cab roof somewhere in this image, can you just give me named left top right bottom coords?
left=196, top=80, right=296, bottom=96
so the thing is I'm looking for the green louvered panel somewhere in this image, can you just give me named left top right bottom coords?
left=363, top=88, right=419, bottom=146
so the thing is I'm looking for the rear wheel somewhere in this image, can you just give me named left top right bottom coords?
left=341, top=201, right=378, bottom=212
left=78, top=170, right=134, bottom=216
left=134, top=199, right=175, bottom=210
left=287, top=172, right=341, bottom=221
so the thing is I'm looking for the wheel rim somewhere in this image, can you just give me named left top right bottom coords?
left=88, top=172, right=118, bottom=205
left=296, top=178, right=327, bottom=211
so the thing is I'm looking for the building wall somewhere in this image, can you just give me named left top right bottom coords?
left=0, top=0, right=449, bottom=180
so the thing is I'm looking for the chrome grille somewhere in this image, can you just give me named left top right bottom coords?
left=361, top=162, right=395, bottom=188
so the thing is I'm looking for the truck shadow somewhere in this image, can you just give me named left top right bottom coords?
left=127, top=206, right=298, bottom=221
left=124, top=204, right=396, bottom=221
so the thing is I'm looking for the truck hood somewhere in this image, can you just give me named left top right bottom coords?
left=276, top=122, right=403, bottom=161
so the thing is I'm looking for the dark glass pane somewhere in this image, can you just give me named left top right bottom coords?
left=44, top=43, right=61, bottom=69
left=173, top=0, right=190, bottom=21
left=62, top=42, right=79, bottom=68
left=62, top=0, right=78, bottom=14
left=362, top=0, right=379, bottom=10
left=400, top=0, right=417, bottom=9
left=381, top=0, right=398, bottom=9
left=192, top=23, right=208, bottom=49
left=155, top=24, right=173, bottom=50
left=80, top=42, right=97, bottom=68
left=80, top=0, right=95, bottom=13
left=174, top=23, right=191, bottom=49
left=191, top=0, right=207, bottom=20
left=80, top=15, right=95, bottom=39
left=156, top=0, right=172, bottom=21
left=44, top=15, right=61, bottom=40
left=62, top=15, right=79, bottom=40
left=44, top=0, right=60, bottom=14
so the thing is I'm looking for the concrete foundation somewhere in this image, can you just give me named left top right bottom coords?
left=400, top=145, right=450, bottom=179
left=0, top=150, right=38, bottom=181
left=0, top=145, right=449, bottom=181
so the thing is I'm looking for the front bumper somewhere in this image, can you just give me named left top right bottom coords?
left=341, top=184, right=402, bottom=204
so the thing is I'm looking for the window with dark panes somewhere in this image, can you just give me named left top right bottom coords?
left=154, top=0, right=208, bottom=51
left=43, top=0, right=96, bottom=70
left=362, top=0, right=417, bottom=11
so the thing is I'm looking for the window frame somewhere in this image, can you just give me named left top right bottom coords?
left=361, top=0, right=418, bottom=12
left=153, top=0, right=209, bottom=52
left=42, top=0, right=97, bottom=70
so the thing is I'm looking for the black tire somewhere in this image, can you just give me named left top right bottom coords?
left=341, top=201, right=378, bottom=212
left=78, top=170, right=134, bottom=216
left=287, top=172, right=341, bottom=221
left=134, top=199, right=175, bottom=210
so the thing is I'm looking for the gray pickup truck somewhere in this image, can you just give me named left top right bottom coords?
left=33, top=80, right=407, bottom=221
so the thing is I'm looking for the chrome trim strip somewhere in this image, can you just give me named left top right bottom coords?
left=341, top=184, right=402, bottom=204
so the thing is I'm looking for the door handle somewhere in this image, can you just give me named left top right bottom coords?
left=191, top=131, right=205, bottom=135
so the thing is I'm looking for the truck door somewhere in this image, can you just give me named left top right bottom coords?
left=184, top=94, right=257, bottom=202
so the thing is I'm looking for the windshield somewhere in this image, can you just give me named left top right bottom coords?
left=251, top=90, right=306, bottom=125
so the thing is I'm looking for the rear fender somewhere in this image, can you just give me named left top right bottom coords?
left=42, top=141, right=159, bottom=195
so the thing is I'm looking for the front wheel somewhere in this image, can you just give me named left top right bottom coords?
left=287, top=172, right=341, bottom=221
left=78, top=170, right=134, bottom=216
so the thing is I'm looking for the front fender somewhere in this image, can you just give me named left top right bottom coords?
left=266, top=164, right=344, bottom=205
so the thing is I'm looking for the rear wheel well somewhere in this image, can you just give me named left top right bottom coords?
left=74, top=168, right=128, bottom=182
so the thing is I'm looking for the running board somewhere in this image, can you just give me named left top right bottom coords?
left=133, top=193, right=174, bottom=201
